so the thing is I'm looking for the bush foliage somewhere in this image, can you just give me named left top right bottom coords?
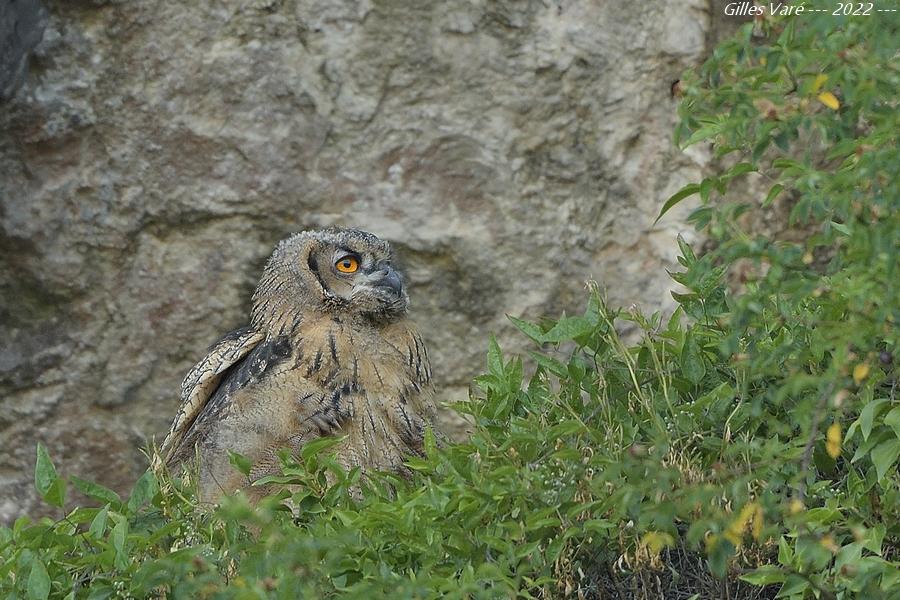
left=2, top=7, right=897, bottom=599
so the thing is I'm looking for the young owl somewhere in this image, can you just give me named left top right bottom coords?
left=158, top=228, right=436, bottom=502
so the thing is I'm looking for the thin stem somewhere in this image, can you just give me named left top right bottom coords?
left=797, top=382, right=835, bottom=502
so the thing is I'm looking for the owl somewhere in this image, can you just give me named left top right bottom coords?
left=157, top=228, right=436, bottom=502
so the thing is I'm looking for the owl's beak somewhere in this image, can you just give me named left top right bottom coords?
left=373, top=267, right=403, bottom=297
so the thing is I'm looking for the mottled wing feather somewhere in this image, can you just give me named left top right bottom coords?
left=160, top=326, right=265, bottom=462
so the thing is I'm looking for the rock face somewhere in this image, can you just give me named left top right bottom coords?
left=0, top=0, right=47, bottom=99
left=0, top=0, right=718, bottom=522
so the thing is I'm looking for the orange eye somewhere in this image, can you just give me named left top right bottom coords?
left=335, top=256, right=359, bottom=273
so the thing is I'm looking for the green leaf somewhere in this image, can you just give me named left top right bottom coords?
left=681, top=331, right=706, bottom=385
left=739, top=565, right=786, bottom=586
left=585, top=291, right=604, bottom=324
left=725, top=162, right=756, bottom=179
left=707, top=537, right=734, bottom=578
left=507, top=315, right=544, bottom=344
left=127, top=470, right=158, bottom=513
left=751, top=135, right=770, bottom=161
left=871, top=439, right=900, bottom=480
left=541, top=316, right=594, bottom=343
left=111, top=515, right=129, bottom=571
left=800, top=507, right=842, bottom=525
left=777, top=575, right=811, bottom=597
left=682, top=123, right=722, bottom=147
left=697, top=264, right=727, bottom=296
left=687, top=206, right=713, bottom=229
left=546, top=420, right=588, bottom=440
left=582, top=519, right=616, bottom=534
left=677, top=234, right=697, bottom=264
left=859, top=399, right=890, bottom=441
left=672, top=291, right=700, bottom=306
left=830, top=221, right=851, bottom=236
left=300, top=435, right=346, bottom=462
left=835, top=541, right=863, bottom=576
left=700, top=177, right=715, bottom=203
left=34, top=444, right=65, bottom=508
left=777, top=536, right=793, bottom=566
left=851, top=429, right=892, bottom=465
left=763, top=183, right=784, bottom=206
left=881, top=559, right=900, bottom=590
left=688, top=382, right=735, bottom=420
left=89, top=506, right=109, bottom=538
left=655, top=183, right=700, bottom=224
left=861, top=524, right=886, bottom=555
left=253, top=474, right=303, bottom=486
left=27, top=559, right=50, bottom=600
left=883, top=406, right=900, bottom=438
left=528, top=351, right=568, bottom=378
left=34, top=443, right=58, bottom=497
left=71, top=476, right=121, bottom=506
left=881, top=561, right=900, bottom=592
left=772, top=157, right=802, bottom=170
left=423, top=426, right=438, bottom=456
left=228, top=451, right=252, bottom=476
left=487, top=336, right=503, bottom=376
left=43, top=478, right=66, bottom=509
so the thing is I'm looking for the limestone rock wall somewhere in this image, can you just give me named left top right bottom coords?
left=0, top=0, right=47, bottom=99
left=0, top=0, right=718, bottom=522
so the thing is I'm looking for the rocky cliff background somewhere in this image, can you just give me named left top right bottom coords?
left=1, top=0, right=734, bottom=522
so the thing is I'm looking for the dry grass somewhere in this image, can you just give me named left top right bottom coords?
left=570, top=543, right=779, bottom=600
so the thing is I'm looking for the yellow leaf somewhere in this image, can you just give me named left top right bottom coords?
left=726, top=502, right=758, bottom=547
left=826, top=423, right=842, bottom=459
left=789, top=499, right=805, bottom=515
left=723, top=529, right=741, bottom=547
left=826, top=423, right=841, bottom=445
left=641, top=531, right=674, bottom=558
left=752, top=504, right=764, bottom=540
left=751, top=504, right=763, bottom=541
left=820, top=534, right=839, bottom=553
left=818, top=92, right=840, bottom=110
left=812, top=74, right=828, bottom=92
left=853, top=363, right=869, bottom=384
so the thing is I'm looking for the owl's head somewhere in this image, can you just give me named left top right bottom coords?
left=252, top=228, right=409, bottom=332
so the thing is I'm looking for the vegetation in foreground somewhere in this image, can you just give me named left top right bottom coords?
left=2, top=5, right=897, bottom=599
